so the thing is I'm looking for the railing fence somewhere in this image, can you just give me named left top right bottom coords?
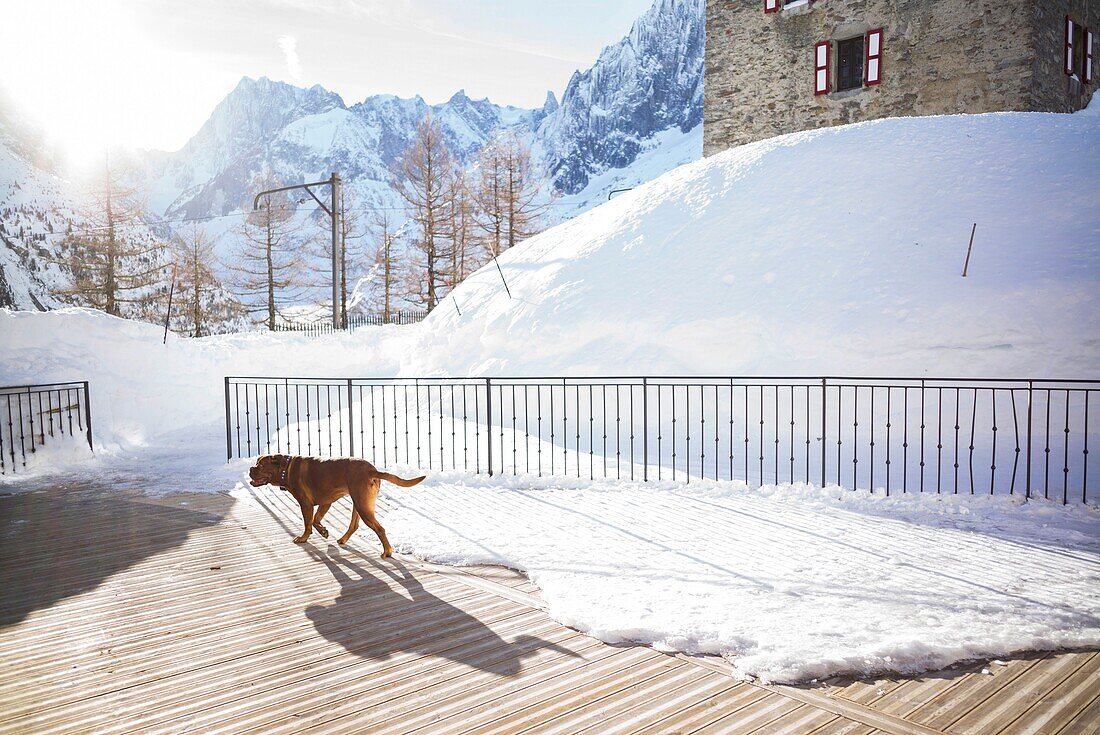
left=224, top=377, right=1097, bottom=504
left=272, top=311, right=427, bottom=337
left=1, top=382, right=93, bottom=475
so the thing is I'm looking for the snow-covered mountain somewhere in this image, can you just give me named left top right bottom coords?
left=134, top=0, right=704, bottom=222
left=1, top=0, right=705, bottom=312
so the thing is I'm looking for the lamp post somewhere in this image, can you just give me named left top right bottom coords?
left=253, top=172, right=343, bottom=329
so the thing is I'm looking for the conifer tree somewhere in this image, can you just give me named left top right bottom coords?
left=228, top=172, right=304, bottom=330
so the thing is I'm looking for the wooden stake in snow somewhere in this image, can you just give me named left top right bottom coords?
left=962, top=223, right=977, bottom=277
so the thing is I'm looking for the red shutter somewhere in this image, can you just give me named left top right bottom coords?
left=814, top=41, right=830, bottom=95
left=1086, top=28, right=1095, bottom=84
left=865, top=28, right=883, bottom=86
left=1065, top=16, right=1076, bottom=76
left=765, top=0, right=779, bottom=14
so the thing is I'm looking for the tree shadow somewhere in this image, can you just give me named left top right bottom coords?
left=0, top=485, right=232, bottom=627
left=302, top=545, right=579, bottom=677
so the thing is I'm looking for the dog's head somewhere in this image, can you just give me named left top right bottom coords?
left=248, top=455, right=284, bottom=487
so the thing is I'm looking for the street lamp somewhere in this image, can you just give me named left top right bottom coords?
left=253, top=172, right=343, bottom=330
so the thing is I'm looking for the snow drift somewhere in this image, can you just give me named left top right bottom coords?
left=404, top=108, right=1100, bottom=379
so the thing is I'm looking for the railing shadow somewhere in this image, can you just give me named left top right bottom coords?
left=0, top=484, right=232, bottom=627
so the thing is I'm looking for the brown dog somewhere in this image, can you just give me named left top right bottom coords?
left=248, top=455, right=425, bottom=557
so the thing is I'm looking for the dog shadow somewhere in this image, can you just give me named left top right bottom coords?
left=302, top=545, right=579, bottom=677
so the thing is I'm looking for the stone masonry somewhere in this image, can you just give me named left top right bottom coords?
left=704, top=0, right=1099, bottom=155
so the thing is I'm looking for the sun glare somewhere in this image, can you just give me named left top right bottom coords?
left=0, top=0, right=231, bottom=173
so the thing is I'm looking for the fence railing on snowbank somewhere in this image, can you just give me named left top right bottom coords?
left=271, top=311, right=427, bottom=337
left=224, top=376, right=1098, bottom=504
left=1, top=382, right=93, bottom=475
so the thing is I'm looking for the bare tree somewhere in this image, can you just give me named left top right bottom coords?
left=366, top=209, right=403, bottom=322
left=167, top=224, right=239, bottom=337
left=397, top=115, right=454, bottom=311
left=52, top=160, right=166, bottom=317
left=446, top=169, right=481, bottom=283
left=472, top=131, right=550, bottom=257
left=228, top=172, right=304, bottom=330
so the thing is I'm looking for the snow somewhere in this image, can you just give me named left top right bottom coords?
left=2, top=106, right=1099, bottom=685
left=374, top=473, right=1100, bottom=683
left=406, top=110, right=1100, bottom=378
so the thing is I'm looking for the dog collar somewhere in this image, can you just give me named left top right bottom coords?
left=279, top=455, right=291, bottom=487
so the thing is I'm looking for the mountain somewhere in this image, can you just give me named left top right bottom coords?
left=537, top=0, right=704, bottom=194
left=135, top=0, right=704, bottom=221
left=1, top=0, right=705, bottom=312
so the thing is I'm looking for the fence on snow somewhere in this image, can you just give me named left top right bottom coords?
left=1, top=381, right=93, bottom=475
left=224, top=376, right=1098, bottom=504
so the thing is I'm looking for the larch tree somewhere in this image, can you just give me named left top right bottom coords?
left=52, top=160, right=167, bottom=318
left=397, top=115, right=454, bottom=311
left=446, top=169, right=480, bottom=284
left=167, top=224, right=239, bottom=337
left=367, top=208, right=403, bottom=323
left=229, top=173, right=304, bottom=330
left=472, top=132, right=549, bottom=257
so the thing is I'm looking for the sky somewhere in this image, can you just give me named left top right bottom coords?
left=0, top=0, right=655, bottom=166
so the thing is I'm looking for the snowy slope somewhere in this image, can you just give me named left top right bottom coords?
left=403, top=109, right=1100, bottom=379
left=3, top=107, right=1099, bottom=685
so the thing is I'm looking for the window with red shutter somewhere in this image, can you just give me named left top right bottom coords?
left=765, top=0, right=779, bottom=13
left=1066, top=16, right=1076, bottom=76
left=814, top=41, right=830, bottom=95
left=1086, top=28, right=1094, bottom=84
left=865, top=28, right=883, bottom=86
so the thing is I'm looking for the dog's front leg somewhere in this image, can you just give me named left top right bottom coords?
left=294, top=499, right=315, bottom=544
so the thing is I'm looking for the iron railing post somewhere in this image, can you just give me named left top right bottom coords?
left=347, top=378, right=355, bottom=458
left=224, top=377, right=232, bottom=461
left=82, top=381, right=93, bottom=453
left=1025, top=380, right=1033, bottom=499
left=821, top=378, right=828, bottom=488
left=485, top=378, right=494, bottom=476
left=643, top=377, right=649, bottom=482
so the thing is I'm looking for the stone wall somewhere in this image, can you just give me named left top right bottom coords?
left=704, top=0, right=1097, bottom=156
left=1029, top=0, right=1099, bottom=112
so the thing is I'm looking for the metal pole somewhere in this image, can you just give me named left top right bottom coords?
left=224, top=377, right=233, bottom=462
left=485, top=378, right=494, bottom=476
left=962, top=223, right=977, bottom=277
left=330, top=172, right=341, bottom=330
left=347, top=378, right=355, bottom=458
left=820, top=378, right=827, bottom=488
left=642, top=378, right=649, bottom=482
left=83, top=382, right=93, bottom=452
left=163, top=263, right=177, bottom=344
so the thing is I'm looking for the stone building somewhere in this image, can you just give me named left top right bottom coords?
left=704, top=0, right=1098, bottom=155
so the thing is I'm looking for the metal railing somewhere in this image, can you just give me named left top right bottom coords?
left=224, top=376, right=1098, bottom=504
left=1, top=382, right=93, bottom=475
left=271, top=311, right=427, bottom=336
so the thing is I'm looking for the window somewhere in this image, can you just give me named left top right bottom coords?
left=836, top=36, right=864, bottom=92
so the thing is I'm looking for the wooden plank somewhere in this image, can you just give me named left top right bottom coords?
left=914, top=653, right=1081, bottom=731
left=627, top=684, right=772, bottom=735
left=1055, top=691, right=1100, bottom=735
left=957, top=652, right=1099, bottom=735
left=5, top=606, right=554, bottom=735
left=690, top=691, right=804, bottom=734
left=455, top=655, right=687, bottom=735
left=806, top=719, right=877, bottom=735
left=745, top=704, right=843, bottom=735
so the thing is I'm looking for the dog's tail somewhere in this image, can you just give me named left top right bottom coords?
left=378, top=472, right=426, bottom=488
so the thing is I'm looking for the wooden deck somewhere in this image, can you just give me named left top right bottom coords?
left=0, top=483, right=1096, bottom=735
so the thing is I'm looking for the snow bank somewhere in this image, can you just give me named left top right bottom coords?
left=373, top=473, right=1100, bottom=683
left=405, top=109, right=1100, bottom=378
left=0, top=308, right=408, bottom=458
